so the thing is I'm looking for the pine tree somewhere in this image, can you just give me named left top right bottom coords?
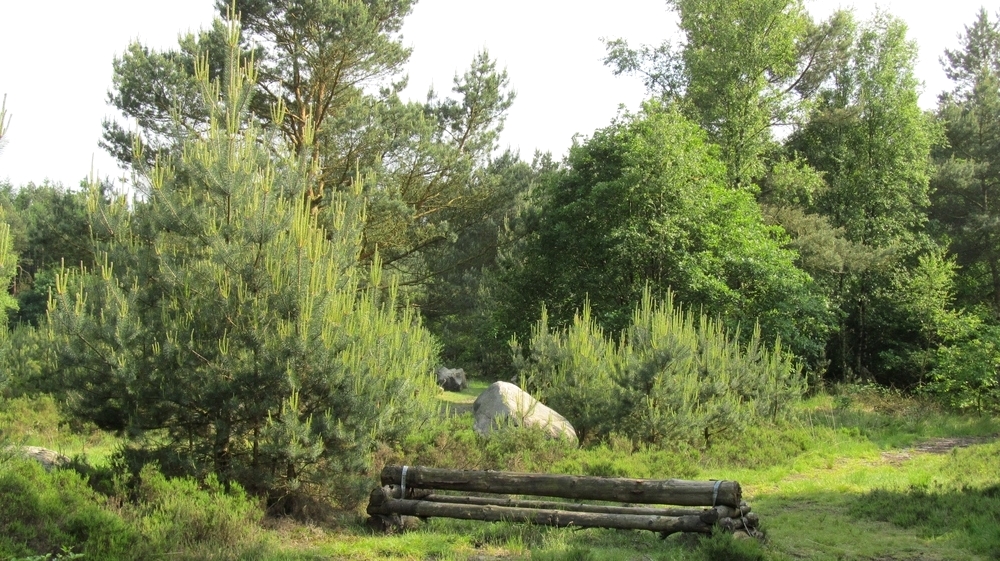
left=48, top=18, right=437, bottom=503
left=0, top=97, right=19, bottom=391
left=931, top=8, right=1000, bottom=313
left=103, top=2, right=516, bottom=294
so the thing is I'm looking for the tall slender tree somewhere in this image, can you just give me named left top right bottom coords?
left=789, top=13, right=935, bottom=383
left=930, top=8, right=1000, bottom=313
left=605, top=0, right=853, bottom=190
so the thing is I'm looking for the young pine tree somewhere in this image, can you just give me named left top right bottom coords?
left=47, top=19, right=438, bottom=503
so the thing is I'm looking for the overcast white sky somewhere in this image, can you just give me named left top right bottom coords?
left=0, top=1, right=993, bottom=188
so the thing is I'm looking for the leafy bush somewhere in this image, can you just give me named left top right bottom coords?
left=514, top=288, right=803, bottom=448
left=0, top=455, right=278, bottom=560
left=894, top=251, right=1000, bottom=414
left=926, top=323, right=1000, bottom=415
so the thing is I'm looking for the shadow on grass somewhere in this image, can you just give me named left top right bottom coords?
left=851, top=482, right=1000, bottom=558
left=754, top=489, right=969, bottom=560
left=800, top=390, right=1000, bottom=452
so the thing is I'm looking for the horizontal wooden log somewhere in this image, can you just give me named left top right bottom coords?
left=719, top=512, right=759, bottom=532
left=380, top=466, right=741, bottom=508
left=368, top=496, right=715, bottom=535
left=416, top=493, right=721, bottom=523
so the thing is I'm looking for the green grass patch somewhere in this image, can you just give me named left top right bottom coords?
left=3, top=384, right=1000, bottom=559
left=850, top=441, right=1000, bottom=558
left=435, top=379, right=491, bottom=416
left=0, top=394, right=121, bottom=465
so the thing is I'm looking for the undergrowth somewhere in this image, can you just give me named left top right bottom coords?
left=0, top=455, right=274, bottom=560
left=1, top=385, right=999, bottom=559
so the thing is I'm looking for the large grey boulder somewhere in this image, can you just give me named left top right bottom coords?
left=472, top=381, right=578, bottom=445
left=436, top=367, right=468, bottom=392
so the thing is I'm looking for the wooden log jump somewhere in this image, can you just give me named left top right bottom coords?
left=368, top=466, right=759, bottom=537
left=380, top=465, right=742, bottom=507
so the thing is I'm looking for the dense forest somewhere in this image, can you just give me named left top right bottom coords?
left=2, top=1, right=1000, bottom=559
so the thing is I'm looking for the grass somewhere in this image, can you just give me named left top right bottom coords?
left=2, top=384, right=999, bottom=560
left=436, top=378, right=492, bottom=416
left=0, top=394, right=120, bottom=465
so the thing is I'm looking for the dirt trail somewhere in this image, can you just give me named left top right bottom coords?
left=880, top=434, right=997, bottom=464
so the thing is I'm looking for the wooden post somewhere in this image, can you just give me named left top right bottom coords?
left=381, top=466, right=742, bottom=508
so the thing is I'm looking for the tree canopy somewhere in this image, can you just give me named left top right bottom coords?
left=495, top=102, right=831, bottom=365
left=103, top=1, right=516, bottom=294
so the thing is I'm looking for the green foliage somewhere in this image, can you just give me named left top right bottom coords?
left=0, top=394, right=64, bottom=446
left=514, top=288, right=804, bottom=448
left=0, top=218, right=17, bottom=393
left=511, top=304, right=619, bottom=443
left=1, top=325, right=61, bottom=397
left=930, top=8, right=1000, bottom=314
left=605, top=0, right=853, bottom=190
left=0, top=220, right=17, bottom=329
left=789, top=12, right=937, bottom=384
left=0, top=182, right=96, bottom=327
left=878, top=247, right=1000, bottom=414
left=0, top=458, right=139, bottom=560
left=669, top=0, right=810, bottom=189
left=47, top=21, right=438, bottom=502
left=496, top=102, right=831, bottom=368
left=104, top=2, right=517, bottom=296
left=401, top=414, right=579, bottom=474
left=127, top=464, right=268, bottom=558
left=418, top=152, right=536, bottom=377
left=0, top=456, right=275, bottom=560
left=928, top=326, right=1000, bottom=415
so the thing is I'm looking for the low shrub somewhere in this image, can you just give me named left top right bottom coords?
left=514, top=288, right=803, bottom=449
left=0, top=457, right=138, bottom=560
left=127, top=464, right=269, bottom=559
left=0, top=456, right=275, bottom=560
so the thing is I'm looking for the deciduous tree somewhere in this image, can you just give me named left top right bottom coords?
left=605, top=0, right=853, bottom=190
left=496, top=102, right=831, bottom=366
left=788, top=13, right=935, bottom=383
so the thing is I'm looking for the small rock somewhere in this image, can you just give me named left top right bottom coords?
left=436, top=367, right=468, bottom=392
left=18, top=446, right=70, bottom=471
